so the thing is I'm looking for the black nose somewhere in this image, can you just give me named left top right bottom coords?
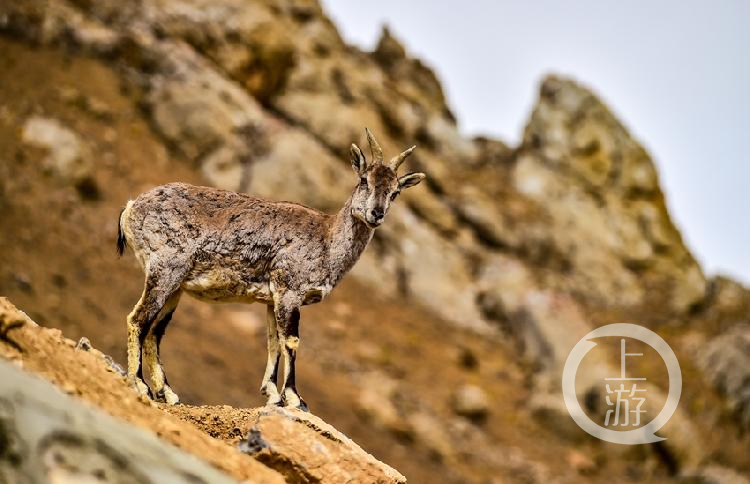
left=369, top=208, right=384, bottom=221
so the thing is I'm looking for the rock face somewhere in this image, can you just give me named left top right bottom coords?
left=0, top=360, right=237, bottom=484
left=516, top=76, right=705, bottom=311
left=695, top=323, right=750, bottom=429
left=169, top=405, right=407, bottom=484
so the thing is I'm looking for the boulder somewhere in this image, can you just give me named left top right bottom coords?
left=406, top=411, right=455, bottom=461
left=169, top=405, right=407, bottom=484
left=250, top=407, right=406, bottom=484
left=21, top=116, right=92, bottom=184
left=694, top=323, right=750, bottom=429
left=355, top=371, right=409, bottom=436
left=0, top=360, right=238, bottom=484
left=451, top=384, right=490, bottom=421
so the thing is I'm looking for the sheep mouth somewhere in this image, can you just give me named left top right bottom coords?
left=352, top=210, right=382, bottom=229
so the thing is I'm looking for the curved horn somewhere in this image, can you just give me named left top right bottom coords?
left=389, top=145, right=416, bottom=171
left=365, top=128, right=384, bottom=164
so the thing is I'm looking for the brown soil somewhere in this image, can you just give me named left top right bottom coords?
left=0, top=298, right=282, bottom=483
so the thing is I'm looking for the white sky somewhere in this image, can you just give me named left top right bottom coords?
left=323, top=0, right=750, bottom=285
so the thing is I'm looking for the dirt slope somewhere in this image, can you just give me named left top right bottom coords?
left=0, top=298, right=282, bottom=483
left=0, top=297, right=406, bottom=483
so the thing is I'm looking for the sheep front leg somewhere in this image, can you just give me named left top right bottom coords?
left=276, top=303, right=308, bottom=411
left=260, top=304, right=282, bottom=406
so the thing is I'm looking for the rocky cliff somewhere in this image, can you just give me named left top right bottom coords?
left=0, top=0, right=748, bottom=482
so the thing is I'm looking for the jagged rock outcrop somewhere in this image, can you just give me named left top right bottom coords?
left=516, top=76, right=705, bottom=312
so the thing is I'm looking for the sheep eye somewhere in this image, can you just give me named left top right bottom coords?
left=390, top=192, right=398, bottom=202
left=359, top=178, right=368, bottom=187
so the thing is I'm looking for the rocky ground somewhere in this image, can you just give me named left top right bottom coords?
left=0, top=0, right=748, bottom=482
left=0, top=298, right=402, bottom=483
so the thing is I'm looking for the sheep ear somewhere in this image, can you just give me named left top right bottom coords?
left=398, top=172, right=426, bottom=189
left=350, top=143, right=367, bottom=176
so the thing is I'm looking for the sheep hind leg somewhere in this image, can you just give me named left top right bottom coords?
left=127, top=263, right=187, bottom=400
left=127, top=291, right=156, bottom=399
left=143, top=292, right=181, bottom=405
left=260, top=304, right=282, bottom=406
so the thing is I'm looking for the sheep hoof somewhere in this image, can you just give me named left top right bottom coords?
left=283, top=393, right=309, bottom=412
left=155, top=386, right=181, bottom=405
left=130, top=378, right=153, bottom=400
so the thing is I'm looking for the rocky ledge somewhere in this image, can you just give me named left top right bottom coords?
left=0, top=298, right=405, bottom=483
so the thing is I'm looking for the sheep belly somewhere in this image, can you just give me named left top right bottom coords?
left=181, top=268, right=272, bottom=304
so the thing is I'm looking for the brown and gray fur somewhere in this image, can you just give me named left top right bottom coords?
left=118, top=129, right=425, bottom=409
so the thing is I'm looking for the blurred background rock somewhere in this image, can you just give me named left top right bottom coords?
left=0, top=1, right=747, bottom=482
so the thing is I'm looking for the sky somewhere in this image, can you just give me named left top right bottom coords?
left=323, top=0, right=750, bottom=284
